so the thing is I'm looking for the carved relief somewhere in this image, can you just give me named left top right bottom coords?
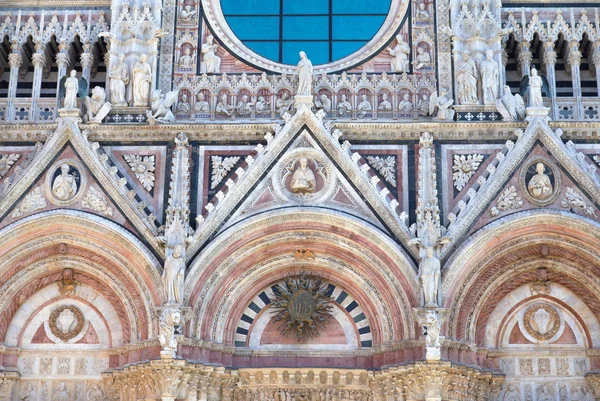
left=275, top=149, right=335, bottom=203
left=49, top=305, right=85, bottom=341
left=12, top=186, right=47, bottom=218
left=123, top=155, right=156, bottom=191
left=45, top=160, right=86, bottom=206
left=520, top=159, right=560, bottom=207
left=452, top=154, right=483, bottom=191
left=0, top=154, right=20, bottom=178
left=522, top=304, right=560, bottom=341
left=561, top=187, right=596, bottom=217
left=490, top=186, right=523, bottom=217
left=81, top=186, right=114, bottom=217
left=211, top=156, right=241, bottom=189
left=366, top=156, right=397, bottom=187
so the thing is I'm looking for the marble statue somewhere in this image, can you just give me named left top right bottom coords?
left=236, top=95, right=254, bottom=116
left=20, top=383, right=36, bottom=401
left=163, top=245, right=185, bottom=304
left=179, top=48, right=195, bottom=66
left=84, top=86, right=111, bottom=124
left=414, top=47, right=430, bottom=70
left=216, top=94, right=235, bottom=116
left=63, top=70, right=79, bottom=109
left=54, top=383, right=69, bottom=401
left=503, top=385, right=521, bottom=401
left=276, top=93, right=294, bottom=117
left=86, top=384, right=104, bottom=401
left=417, top=94, right=429, bottom=116
left=357, top=94, right=372, bottom=118
left=496, top=85, right=525, bottom=121
left=109, top=53, right=129, bottom=107
left=419, top=247, right=440, bottom=307
left=52, top=164, right=78, bottom=201
left=337, top=94, right=352, bottom=117
left=538, top=386, right=554, bottom=401
left=290, top=158, right=316, bottom=194
left=255, top=96, right=270, bottom=113
left=388, top=34, right=410, bottom=73
left=147, top=90, right=178, bottom=124
left=528, top=67, right=544, bottom=108
left=480, top=50, right=499, bottom=104
left=416, top=2, right=430, bottom=18
left=424, top=309, right=441, bottom=347
left=195, top=93, right=210, bottom=113
left=527, top=163, right=553, bottom=201
left=315, top=94, right=332, bottom=113
left=133, top=54, right=152, bottom=107
left=430, top=90, right=455, bottom=120
left=296, top=51, right=313, bottom=96
left=176, top=94, right=191, bottom=112
left=180, top=4, right=196, bottom=21
left=457, top=51, right=478, bottom=105
left=159, top=308, right=182, bottom=354
left=378, top=94, right=392, bottom=111
left=398, top=93, right=413, bottom=112
left=201, top=35, right=221, bottom=73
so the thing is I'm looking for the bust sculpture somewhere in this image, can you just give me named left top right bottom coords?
left=176, top=94, right=191, bottom=112
left=527, top=163, right=552, bottom=201
left=398, top=93, right=413, bottom=112
left=179, top=48, right=194, bottom=66
left=276, top=93, right=293, bottom=117
left=290, top=158, right=316, bottom=194
left=216, top=94, right=235, bottom=116
left=195, top=93, right=210, bottom=113
left=414, top=47, right=431, bottom=70
left=52, top=164, right=78, bottom=201
left=378, top=94, right=392, bottom=111
left=357, top=95, right=372, bottom=118
left=337, top=94, right=352, bottom=117
left=255, top=96, right=270, bottom=113
left=315, top=94, right=332, bottom=113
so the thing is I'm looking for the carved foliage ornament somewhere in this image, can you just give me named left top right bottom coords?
left=123, top=154, right=156, bottom=191
left=366, top=155, right=397, bottom=187
left=211, top=155, right=240, bottom=189
left=0, top=154, right=20, bottom=178
left=490, top=185, right=523, bottom=217
left=522, top=303, right=560, bottom=341
left=269, top=273, right=333, bottom=341
left=452, top=154, right=483, bottom=191
left=49, top=305, right=85, bottom=341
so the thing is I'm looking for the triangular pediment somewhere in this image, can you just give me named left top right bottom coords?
left=188, top=105, right=414, bottom=258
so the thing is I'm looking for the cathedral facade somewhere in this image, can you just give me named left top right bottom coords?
left=0, top=0, right=599, bottom=400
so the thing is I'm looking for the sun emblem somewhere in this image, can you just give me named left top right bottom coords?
left=270, top=273, right=334, bottom=341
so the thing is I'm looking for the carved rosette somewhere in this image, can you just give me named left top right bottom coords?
left=49, top=305, right=85, bottom=341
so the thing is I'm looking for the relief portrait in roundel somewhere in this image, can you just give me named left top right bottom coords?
left=526, top=162, right=553, bottom=202
left=51, top=163, right=80, bottom=202
left=286, top=157, right=324, bottom=195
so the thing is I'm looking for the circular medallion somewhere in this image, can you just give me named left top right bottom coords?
left=45, top=159, right=86, bottom=206
left=288, top=290, right=317, bottom=321
left=49, top=305, right=85, bottom=341
left=519, top=157, right=560, bottom=207
left=522, top=303, right=560, bottom=341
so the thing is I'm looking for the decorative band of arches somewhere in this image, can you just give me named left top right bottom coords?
left=235, top=283, right=373, bottom=348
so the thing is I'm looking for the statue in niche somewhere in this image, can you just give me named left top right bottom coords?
left=337, top=94, right=352, bottom=117
left=526, top=67, right=545, bottom=108
left=86, top=384, right=104, bottom=401
left=496, top=85, right=525, bottom=121
left=414, top=47, right=431, bottom=70
left=62, top=70, right=80, bottom=109
left=480, top=50, right=499, bottom=104
left=255, top=96, right=270, bottom=113
left=195, top=93, right=210, bottom=113
left=296, top=51, right=313, bottom=96
left=109, top=53, right=129, bottom=106
left=52, top=164, right=78, bottom=201
left=430, top=90, right=455, bottom=120
left=276, top=92, right=294, bottom=117
left=527, top=163, right=553, bottom=201
left=162, top=245, right=185, bottom=304
left=378, top=94, right=392, bottom=111
left=388, top=34, right=410, bottom=73
left=20, top=383, right=36, bottom=401
left=236, top=94, right=254, bottom=116
left=503, top=385, right=521, bottom=401
left=179, top=48, right=195, bottom=67
left=54, top=383, right=69, bottom=401
left=290, top=158, right=316, bottom=194
left=180, top=4, right=197, bottom=21
left=571, top=386, right=589, bottom=401
left=216, top=94, right=235, bottom=116
left=398, top=93, right=413, bottom=112
left=416, top=2, right=430, bottom=18
left=357, top=94, right=372, bottom=118
left=418, top=246, right=440, bottom=307
left=133, top=54, right=152, bottom=107
left=176, top=94, right=191, bottom=112
left=201, top=35, right=221, bottom=73
left=315, top=94, right=331, bottom=113
left=417, top=94, right=430, bottom=116
left=456, top=51, right=478, bottom=104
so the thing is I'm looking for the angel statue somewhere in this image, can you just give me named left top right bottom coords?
left=146, top=90, right=179, bottom=124
left=519, top=66, right=550, bottom=108
left=429, top=90, right=455, bottom=121
left=59, top=70, right=88, bottom=110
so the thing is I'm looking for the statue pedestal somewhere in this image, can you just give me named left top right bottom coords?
left=294, top=95, right=314, bottom=110
left=160, top=350, right=175, bottom=360
left=413, top=307, right=450, bottom=362
left=526, top=106, right=550, bottom=118
left=58, top=108, right=82, bottom=118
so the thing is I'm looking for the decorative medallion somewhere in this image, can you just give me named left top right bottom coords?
left=49, top=305, right=85, bottom=341
left=519, top=158, right=560, bottom=207
left=522, top=303, right=560, bottom=341
left=45, top=159, right=86, bottom=206
left=452, top=154, right=483, bottom=191
left=270, top=273, right=333, bottom=341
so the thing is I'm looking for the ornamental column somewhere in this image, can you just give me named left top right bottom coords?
left=80, top=43, right=94, bottom=93
left=567, top=41, right=583, bottom=120
left=517, top=41, right=532, bottom=77
left=592, top=43, right=600, bottom=97
left=542, top=42, right=557, bottom=119
left=55, top=41, right=70, bottom=110
left=500, top=45, right=508, bottom=97
left=7, top=44, right=22, bottom=122
left=31, top=47, right=47, bottom=121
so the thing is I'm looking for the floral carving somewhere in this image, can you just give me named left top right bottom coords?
left=452, top=154, right=483, bottom=191
left=12, top=186, right=46, bottom=217
left=211, top=155, right=240, bottom=189
left=366, top=155, right=397, bottom=187
left=490, top=186, right=523, bottom=217
left=82, top=186, right=114, bottom=216
left=269, top=273, right=333, bottom=341
left=49, top=305, right=85, bottom=341
left=561, top=187, right=596, bottom=217
left=123, top=154, right=156, bottom=191
left=0, top=153, right=19, bottom=178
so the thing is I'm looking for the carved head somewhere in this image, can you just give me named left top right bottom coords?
left=536, top=162, right=545, bottom=175
left=197, top=93, right=205, bottom=101
left=206, top=35, right=214, bottom=44
left=361, top=94, right=367, bottom=101
left=258, top=96, right=265, bottom=102
left=403, top=93, right=410, bottom=100
left=140, top=54, right=148, bottom=62
left=320, top=94, right=327, bottom=101
left=382, top=94, right=388, bottom=100
left=60, top=164, right=70, bottom=174
left=531, top=67, right=538, bottom=76
left=486, top=49, right=494, bottom=60
left=184, top=48, right=191, bottom=55
left=419, top=2, right=426, bottom=9
left=299, top=157, right=308, bottom=169
left=462, top=51, right=470, bottom=61
left=118, top=53, right=125, bottom=62
left=241, top=95, right=248, bottom=102
left=395, top=34, right=404, bottom=43
left=299, top=51, right=306, bottom=59
left=181, top=94, right=187, bottom=102
left=69, top=70, right=77, bottom=77
left=417, top=47, right=424, bottom=54
left=341, top=94, right=347, bottom=101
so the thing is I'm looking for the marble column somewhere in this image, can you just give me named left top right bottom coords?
left=500, top=46, right=508, bottom=97
left=542, top=42, right=557, bottom=119
left=31, top=50, right=47, bottom=121
left=55, top=42, right=70, bottom=110
left=593, top=43, right=600, bottom=97
left=517, top=41, right=532, bottom=78
left=7, top=48, right=22, bottom=122
left=567, top=42, right=583, bottom=120
left=80, top=43, right=94, bottom=93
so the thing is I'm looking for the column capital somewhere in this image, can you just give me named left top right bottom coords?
left=543, top=50, right=557, bottom=67
left=592, top=52, right=600, bottom=67
left=56, top=53, right=70, bottom=68
left=8, top=53, right=22, bottom=68
left=568, top=50, right=582, bottom=67
left=517, top=50, right=532, bottom=66
left=80, top=52, right=94, bottom=69
left=31, top=53, right=46, bottom=69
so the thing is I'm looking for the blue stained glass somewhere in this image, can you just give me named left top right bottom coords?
left=332, top=0, right=390, bottom=14
left=283, top=16, right=329, bottom=40
left=226, top=16, right=280, bottom=40
left=284, top=0, right=328, bottom=14
left=246, top=42, right=280, bottom=61
left=222, top=0, right=279, bottom=15
left=332, top=16, right=386, bottom=40
left=332, top=41, right=366, bottom=60
left=282, top=42, right=329, bottom=65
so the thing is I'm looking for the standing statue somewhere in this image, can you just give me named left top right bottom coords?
left=480, top=50, right=499, bottom=104
left=457, top=51, right=478, bottom=104
left=201, top=35, right=221, bottom=73
left=162, top=245, right=185, bottom=304
left=159, top=308, right=182, bottom=355
left=388, top=34, right=410, bottom=73
left=296, top=51, right=313, bottom=96
left=525, top=67, right=545, bottom=108
left=133, top=54, right=152, bottom=107
left=52, top=164, right=78, bottom=201
left=109, top=53, right=129, bottom=106
left=63, top=70, right=79, bottom=109
left=418, top=247, right=441, bottom=307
